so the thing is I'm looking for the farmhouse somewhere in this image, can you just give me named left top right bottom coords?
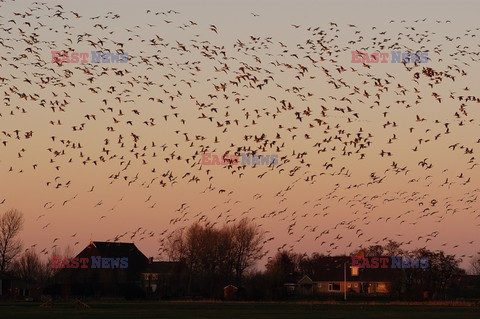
left=295, top=255, right=399, bottom=296
left=51, top=241, right=180, bottom=298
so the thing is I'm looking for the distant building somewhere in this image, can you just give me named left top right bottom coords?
left=294, top=256, right=398, bottom=296
left=141, top=258, right=180, bottom=298
left=51, top=241, right=180, bottom=299
left=0, top=272, right=29, bottom=298
left=223, top=285, right=238, bottom=300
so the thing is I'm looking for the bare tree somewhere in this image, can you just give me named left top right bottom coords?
left=0, top=209, right=24, bottom=272
left=165, top=219, right=265, bottom=296
left=384, top=240, right=404, bottom=256
left=13, top=249, right=43, bottom=290
left=362, top=245, right=384, bottom=257
left=231, top=218, right=265, bottom=285
left=266, top=250, right=300, bottom=278
left=470, top=254, right=480, bottom=275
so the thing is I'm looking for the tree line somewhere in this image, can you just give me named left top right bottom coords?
left=1, top=208, right=480, bottom=300
left=164, top=218, right=265, bottom=298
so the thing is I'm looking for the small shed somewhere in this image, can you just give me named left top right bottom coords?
left=223, top=285, right=238, bottom=300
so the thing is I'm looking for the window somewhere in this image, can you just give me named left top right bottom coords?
left=328, top=283, right=341, bottom=291
left=351, top=267, right=359, bottom=276
left=377, top=282, right=387, bottom=293
left=143, top=273, right=158, bottom=281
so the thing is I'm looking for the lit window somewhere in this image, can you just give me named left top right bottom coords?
left=351, top=267, right=359, bottom=276
left=377, top=283, right=387, bottom=292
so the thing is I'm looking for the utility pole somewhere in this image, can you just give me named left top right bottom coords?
left=344, top=262, right=347, bottom=301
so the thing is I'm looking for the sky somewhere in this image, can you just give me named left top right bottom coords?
left=0, top=0, right=479, bottom=270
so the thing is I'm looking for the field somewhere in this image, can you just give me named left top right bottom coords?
left=0, top=301, right=479, bottom=319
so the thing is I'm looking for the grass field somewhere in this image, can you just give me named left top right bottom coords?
left=0, top=301, right=479, bottom=319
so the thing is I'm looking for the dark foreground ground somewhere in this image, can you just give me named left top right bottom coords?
left=0, top=301, right=479, bottom=319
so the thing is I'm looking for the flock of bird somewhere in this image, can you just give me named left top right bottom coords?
left=0, top=1, right=479, bottom=265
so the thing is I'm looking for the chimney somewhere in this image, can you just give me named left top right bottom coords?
left=149, top=257, right=153, bottom=264
left=358, top=249, right=365, bottom=259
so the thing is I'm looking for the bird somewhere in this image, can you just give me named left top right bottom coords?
left=0, top=4, right=477, bottom=267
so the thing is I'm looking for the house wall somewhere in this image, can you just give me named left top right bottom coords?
left=315, top=281, right=355, bottom=294
left=299, top=281, right=390, bottom=294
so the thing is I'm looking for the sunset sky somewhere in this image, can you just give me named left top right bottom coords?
left=0, top=0, right=479, bottom=269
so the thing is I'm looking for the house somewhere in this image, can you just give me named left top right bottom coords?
left=141, top=259, right=181, bottom=297
left=0, top=272, right=30, bottom=298
left=51, top=241, right=180, bottom=298
left=295, top=255, right=398, bottom=296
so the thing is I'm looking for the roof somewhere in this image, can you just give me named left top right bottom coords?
left=224, top=285, right=238, bottom=290
left=76, top=241, right=147, bottom=258
left=68, top=241, right=182, bottom=276
left=75, top=241, right=150, bottom=270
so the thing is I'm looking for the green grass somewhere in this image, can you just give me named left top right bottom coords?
left=0, top=301, right=479, bottom=319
